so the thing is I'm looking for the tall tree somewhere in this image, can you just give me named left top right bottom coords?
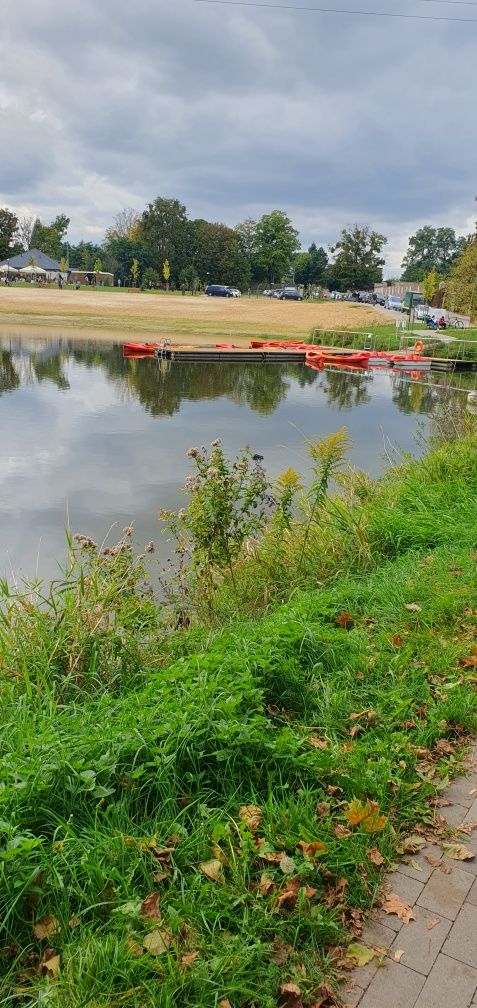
left=187, top=219, right=250, bottom=289
left=325, top=225, right=387, bottom=291
left=30, top=214, right=70, bottom=259
left=445, top=237, right=477, bottom=316
left=105, top=207, right=141, bottom=242
left=102, top=236, right=150, bottom=283
left=139, top=197, right=188, bottom=283
left=254, top=210, right=300, bottom=283
left=15, top=214, right=35, bottom=251
left=401, top=226, right=465, bottom=280
left=0, top=208, right=19, bottom=260
left=294, top=243, right=328, bottom=286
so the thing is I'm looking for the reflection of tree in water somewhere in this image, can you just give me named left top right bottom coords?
left=323, top=369, right=372, bottom=409
left=30, top=355, right=70, bottom=391
left=71, top=345, right=291, bottom=417
left=0, top=350, right=20, bottom=395
left=390, top=375, right=436, bottom=415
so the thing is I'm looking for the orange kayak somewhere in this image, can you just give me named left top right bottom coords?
left=123, top=342, right=161, bottom=357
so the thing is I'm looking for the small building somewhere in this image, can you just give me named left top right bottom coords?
left=0, top=248, right=62, bottom=280
left=68, top=270, right=114, bottom=287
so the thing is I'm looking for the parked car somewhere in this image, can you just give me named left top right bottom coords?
left=228, top=288, right=241, bottom=298
left=386, top=295, right=403, bottom=312
left=278, top=287, right=303, bottom=301
left=374, top=292, right=386, bottom=306
left=205, top=284, right=234, bottom=297
left=415, top=303, right=430, bottom=320
left=401, top=291, right=424, bottom=313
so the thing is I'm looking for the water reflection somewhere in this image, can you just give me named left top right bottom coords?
left=0, top=332, right=470, bottom=580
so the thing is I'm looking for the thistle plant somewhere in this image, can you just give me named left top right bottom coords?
left=159, top=440, right=273, bottom=614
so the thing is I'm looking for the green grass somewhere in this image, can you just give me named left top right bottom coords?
left=310, top=323, right=477, bottom=360
left=1, top=436, right=477, bottom=1006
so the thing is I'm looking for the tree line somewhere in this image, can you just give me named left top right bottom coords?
left=0, top=198, right=475, bottom=310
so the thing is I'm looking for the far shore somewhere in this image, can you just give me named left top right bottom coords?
left=0, top=287, right=386, bottom=343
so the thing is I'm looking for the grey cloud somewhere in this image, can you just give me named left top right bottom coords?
left=1, top=0, right=476, bottom=271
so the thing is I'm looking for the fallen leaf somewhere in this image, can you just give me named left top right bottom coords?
left=350, top=725, right=363, bottom=739
left=434, top=739, right=455, bottom=755
left=425, top=853, right=442, bottom=867
left=199, top=859, right=224, bottom=882
left=348, top=709, right=376, bottom=722
left=33, top=916, right=60, bottom=940
left=326, top=785, right=343, bottom=795
left=402, top=835, right=427, bottom=854
left=219, top=1002, right=232, bottom=1008
left=153, top=870, right=169, bottom=883
left=126, top=938, right=144, bottom=957
left=335, top=611, right=354, bottom=629
left=239, top=804, right=262, bottom=831
left=39, top=950, right=60, bottom=978
left=280, top=981, right=303, bottom=1008
left=391, top=634, right=403, bottom=648
left=325, top=877, right=348, bottom=907
left=307, top=735, right=329, bottom=750
left=316, top=801, right=331, bottom=817
left=346, top=943, right=376, bottom=967
left=394, top=949, right=405, bottom=963
left=367, top=848, right=385, bottom=867
left=140, top=892, right=161, bottom=920
left=256, top=872, right=275, bottom=897
left=426, top=917, right=441, bottom=930
left=460, top=656, right=477, bottom=668
left=297, top=840, right=328, bottom=861
left=270, top=936, right=292, bottom=964
left=344, top=799, right=387, bottom=833
left=442, top=843, right=475, bottom=861
left=180, top=952, right=199, bottom=969
left=143, top=928, right=173, bottom=956
left=405, top=603, right=422, bottom=612
left=68, top=916, right=81, bottom=930
left=381, top=893, right=415, bottom=924
left=333, top=823, right=352, bottom=839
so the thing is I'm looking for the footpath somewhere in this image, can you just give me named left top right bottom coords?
left=341, top=740, right=477, bottom=1008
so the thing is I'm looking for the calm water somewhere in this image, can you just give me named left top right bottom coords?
left=0, top=332, right=465, bottom=581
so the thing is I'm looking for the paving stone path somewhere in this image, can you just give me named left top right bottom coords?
left=341, top=741, right=477, bottom=1008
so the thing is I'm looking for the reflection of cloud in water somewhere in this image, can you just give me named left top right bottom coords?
left=0, top=334, right=442, bottom=581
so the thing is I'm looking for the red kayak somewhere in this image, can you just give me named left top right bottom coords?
left=123, top=342, right=161, bottom=357
left=306, top=350, right=370, bottom=368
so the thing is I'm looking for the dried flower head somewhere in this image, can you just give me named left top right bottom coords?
left=211, top=438, right=222, bottom=448
left=186, top=447, right=200, bottom=459
left=144, top=541, right=155, bottom=553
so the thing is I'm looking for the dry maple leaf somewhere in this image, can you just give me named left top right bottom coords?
left=333, top=823, right=352, bottom=839
left=39, top=950, right=60, bottom=978
left=280, top=981, right=303, bottom=1008
left=180, top=952, right=199, bottom=969
left=199, top=859, right=224, bottom=883
left=238, top=804, right=262, bottom=831
left=434, top=739, right=455, bottom=755
left=255, top=872, right=275, bottom=897
left=442, top=843, right=475, bottom=861
left=140, top=892, right=161, bottom=920
left=33, top=915, right=60, bottom=941
left=307, top=735, right=329, bottom=750
left=381, top=893, right=415, bottom=924
left=143, top=928, right=173, bottom=956
left=367, top=847, right=385, bottom=867
left=426, top=917, right=441, bottom=930
left=344, top=799, right=387, bottom=833
left=270, top=936, right=292, bottom=964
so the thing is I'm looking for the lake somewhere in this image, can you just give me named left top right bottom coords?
left=0, top=332, right=467, bottom=582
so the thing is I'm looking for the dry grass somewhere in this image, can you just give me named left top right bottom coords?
left=0, top=287, right=385, bottom=341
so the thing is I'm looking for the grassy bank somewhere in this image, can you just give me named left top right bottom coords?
left=2, top=432, right=477, bottom=1007
left=310, top=323, right=477, bottom=360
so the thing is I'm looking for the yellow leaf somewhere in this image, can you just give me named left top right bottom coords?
left=346, top=943, right=376, bottom=967
left=143, top=928, right=173, bottom=956
left=199, top=859, right=224, bottom=883
left=394, top=949, right=405, bottom=963
left=442, top=843, right=475, bottom=861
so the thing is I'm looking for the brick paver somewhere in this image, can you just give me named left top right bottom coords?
left=339, top=756, right=477, bottom=1007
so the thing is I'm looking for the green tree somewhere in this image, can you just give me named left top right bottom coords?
left=401, top=226, right=465, bottom=280
left=30, top=214, right=70, bottom=259
left=28, top=255, right=38, bottom=269
left=0, top=208, right=19, bottom=260
left=422, top=269, right=439, bottom=304
left=59, top=256, right=68, bottom=273
left=187, top=219, right=250, bottom=289
left=102, top=236, right=150, bottom=284
left=179, top=265, right=199, bottom=292
left=294, top=243, right=328, bottom=286
left=140, top=266, right=161, bottom=289
left=139, top=198, right=188, bottom=283
left=254, top=210, right=300, bottom=283
left=445, top=238, right=477, bottom=317
left=325, top=225, right=387, bottom=291
left=93, top=258, right=103, bottom=273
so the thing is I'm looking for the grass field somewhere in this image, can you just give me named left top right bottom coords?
left=0, top=288, right=388, bottom=341
left=2, top=430, right=477, bottom=1007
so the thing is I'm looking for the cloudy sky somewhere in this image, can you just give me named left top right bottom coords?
left=1, top=0, right=476, bottom=273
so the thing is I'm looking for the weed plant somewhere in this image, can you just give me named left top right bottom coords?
left=1, top=430, right=477, bottom=1006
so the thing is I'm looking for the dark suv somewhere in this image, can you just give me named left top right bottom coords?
left=278, top=288, right=303, bottom=301
left=205, top=285, right=233, bottom=297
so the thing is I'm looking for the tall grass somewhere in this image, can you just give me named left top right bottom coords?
left=2, top=432, right=477, bottom=1006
